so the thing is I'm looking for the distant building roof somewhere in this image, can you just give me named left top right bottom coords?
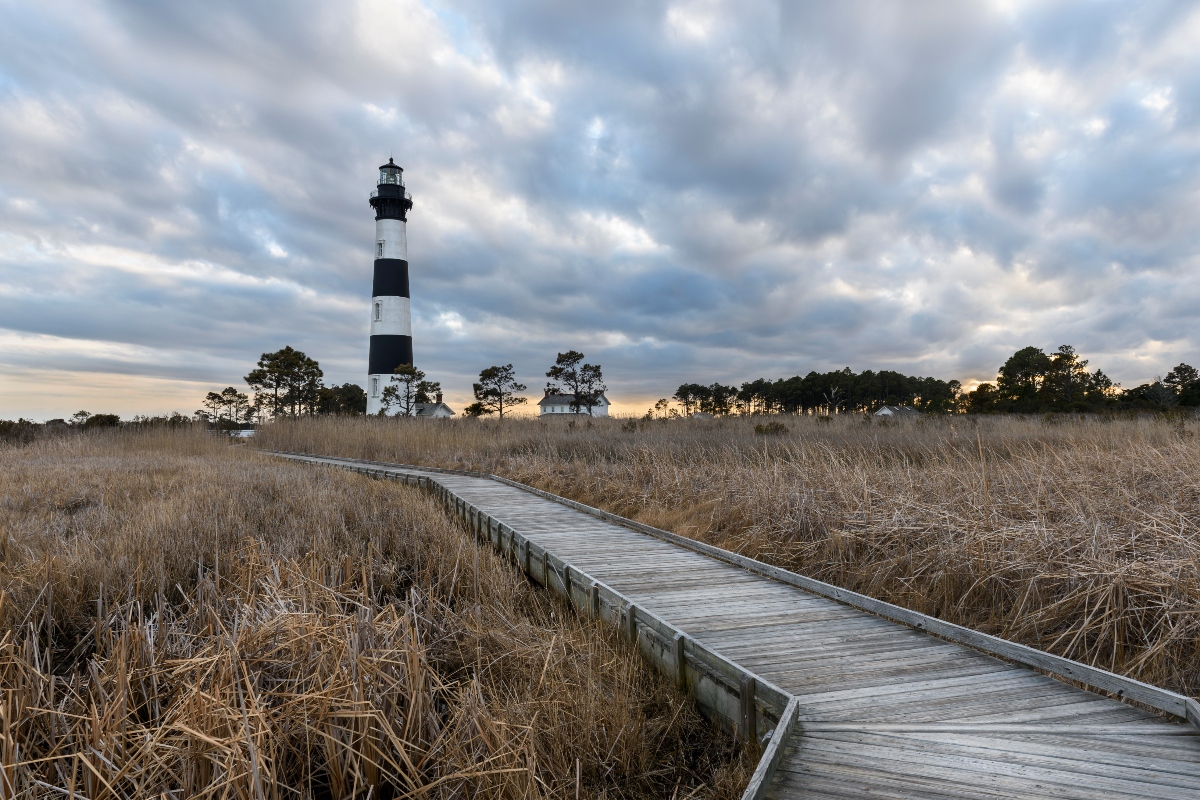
left=414, top=402, right=455, bottom=418
left=874, top=405, right=921, bottom=417
left=537, top=393, right=610, bottom=407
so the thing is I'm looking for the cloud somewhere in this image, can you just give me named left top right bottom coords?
left=1, top=0, right=1199, bottom=419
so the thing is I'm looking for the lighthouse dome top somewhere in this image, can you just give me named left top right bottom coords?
left=378, top=158, right=404, bottom=186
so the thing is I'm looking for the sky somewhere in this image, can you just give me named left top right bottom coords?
left=1, top=0, right=1199, bottom=419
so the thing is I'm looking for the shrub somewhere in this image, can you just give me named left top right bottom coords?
left=0, top=418, right=42, bottom=445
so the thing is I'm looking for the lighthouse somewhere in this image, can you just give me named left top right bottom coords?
left=366, top=158, right=414, bottom=415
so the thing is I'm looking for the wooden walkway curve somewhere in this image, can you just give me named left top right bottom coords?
left=276, top=453, right=1200, bottom=800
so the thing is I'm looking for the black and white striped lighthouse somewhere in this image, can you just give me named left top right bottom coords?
left=366, top=158, right=414, bottom=415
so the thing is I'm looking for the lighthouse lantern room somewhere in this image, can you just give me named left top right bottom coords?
left=366, top=158, right=415, bottom=415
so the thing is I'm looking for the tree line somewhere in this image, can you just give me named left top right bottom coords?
left=671, top=370, right=961, bottom=415
left=205, top=342, right=1198, bottom=423
left=195, top=347, right=608, bottom=425
left=0, top=411, right=197, bottom=444
left=4, top=342, right=1196, bottom=440
left=194, top=346, right=366, bottom=428
left=966, top=346, right=1199, bottom=413
left=667, top=345, right=1200, bottom=416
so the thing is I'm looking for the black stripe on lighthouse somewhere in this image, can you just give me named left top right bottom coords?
left=368, top=335, right=413, bottom=375
left=371, top=258, right=409, bottom=297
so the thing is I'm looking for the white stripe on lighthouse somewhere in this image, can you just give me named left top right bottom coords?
left=367, top=374, right=384, bottom=414
left=368, top=295, right=412, bottom=336
left=376, top=218, right=408, bottom=261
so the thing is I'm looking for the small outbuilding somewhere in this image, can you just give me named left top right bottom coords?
left=874, top=405, right=921, bottom=417
left=415, top=393, right=455, bottom=418
left=414, top=403, right=454, bottom=418
left=538, top=391, right=610, bottom=417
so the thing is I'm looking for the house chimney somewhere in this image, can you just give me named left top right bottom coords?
left=544, top=387, right=551, bottom=397
left=436, top=391, right=442, bottom=404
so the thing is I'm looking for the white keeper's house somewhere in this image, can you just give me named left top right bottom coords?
left=414, top=392, right=456, bottom=418
left=538, top=391, right=611, bottom=417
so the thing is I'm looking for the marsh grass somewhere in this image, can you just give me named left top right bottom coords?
left=0, top=430, right=748, bottom=798
left=259, top=413, right=1200, bottom=698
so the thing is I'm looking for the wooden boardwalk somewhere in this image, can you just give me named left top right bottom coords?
left=279, top=454, right=1200, bottom=800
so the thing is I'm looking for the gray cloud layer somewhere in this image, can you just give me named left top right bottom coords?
left=2, top=0, right=1199, bottom=416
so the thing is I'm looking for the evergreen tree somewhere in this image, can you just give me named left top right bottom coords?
left=672, top=383, right=707, bottom=415
left=382, top=364, right=438, bottom=417
left=1164, top=363, right=1200, bottom=406
left=996, top=346, right=1052, bottom=409
left=700, top=383, right=738, bottom=415
left=546, top=351, right=606, bottom=414
left=245, top=346, right=323, bottom=418
left=470, top=364, right=527, bottom=419
left=316, top=383, right=367, bottom=415
left=1043, top=345, right=1090, bottom=408
left=203, top=387, right=252, bottom=427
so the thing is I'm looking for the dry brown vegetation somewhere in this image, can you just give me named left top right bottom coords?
left=258, top=413, right=1200, bottom=699
left=0, top=429, right=748, bottom=798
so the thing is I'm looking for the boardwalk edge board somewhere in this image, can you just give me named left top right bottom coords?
left=271, top=452, right=798, bottom=800
left=742, top=697, right=800, bottom=800
left=272, top=451, right=1200, bottom=734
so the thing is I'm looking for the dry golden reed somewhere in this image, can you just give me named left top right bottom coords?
left=258, top=412, right=1200, bottom=699
left=0, top=430, right=748, bottom=798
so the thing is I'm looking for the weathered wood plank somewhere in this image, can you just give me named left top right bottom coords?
left=809, top=692, right=1150, bottom=725
left=807, top=728, right=1200, bottom=778
left=775, top=734, right=1200, bottom=800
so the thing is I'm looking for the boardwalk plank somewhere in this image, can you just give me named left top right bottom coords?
left=775, top=733, right=1200, bottom=800
left=822, top=728, right=1200, bottom=782
left=283, top=456, right=1200, bottom=800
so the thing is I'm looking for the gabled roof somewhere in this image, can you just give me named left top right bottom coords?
left=874, top=405, right=921, bottom=416
left=414, top=402, right=455, bottom=417
left=538, top=393, right=610, bottom=406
